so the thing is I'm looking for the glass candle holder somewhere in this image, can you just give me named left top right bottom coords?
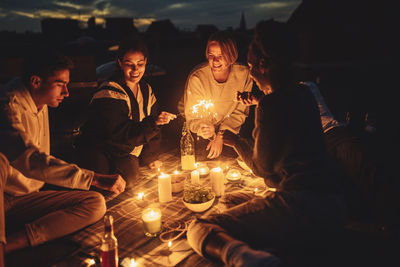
left=142, top=205, right=162, bottom=237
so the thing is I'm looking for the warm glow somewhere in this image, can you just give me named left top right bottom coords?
left=129, top=258, right=138, bottom=267
left=173, top=170, right=179, bottom=175
left=137, top=192, right=144, bottom=200
left=84, top=258, right=96, bottom=266
left=168, top=240, right=172, bottom=248
left=159, top=172, right=169, bottom=178
left=212, top=167, right=222, bottom=172
left=254, top=188, right=258, bottom=194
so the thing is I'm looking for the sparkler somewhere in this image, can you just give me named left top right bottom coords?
left=192, top=99, right=217, bottom=121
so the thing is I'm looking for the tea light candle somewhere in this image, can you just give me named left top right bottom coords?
left=210, top=167, right=225, bottom=197
left=158, top=172, right=172, bottom=202
left=137, top=192, right=144, bottom=200
left=226, top=168, right=241, bottom=182
left=142, top=207, right=162, bottom=237
left=84, top=258, right=96, bottom=267
left=191, top=170, right=200, bottom=184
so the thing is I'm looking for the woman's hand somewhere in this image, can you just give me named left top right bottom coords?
left=155, top=111, right=177, bottom=125
left=198, top=123, right=215, bottom=139
left=206, top=135, right=223, bottom=159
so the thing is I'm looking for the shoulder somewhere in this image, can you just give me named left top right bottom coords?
left=230, top=63, right=250, bottom=79
left=92, top=81, right=128, bottom=101
left=187, top=62, right=210, bottom=79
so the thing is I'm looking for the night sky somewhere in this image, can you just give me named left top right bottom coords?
left=0, top=0, right=301, bottom=33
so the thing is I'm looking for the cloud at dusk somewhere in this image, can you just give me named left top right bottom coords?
left=0, top=0, right=301, bottom=33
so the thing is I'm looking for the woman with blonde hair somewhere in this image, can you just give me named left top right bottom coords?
left=183, top=31, right=253, bottom=160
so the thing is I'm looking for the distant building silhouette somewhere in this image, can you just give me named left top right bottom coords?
left=41, top=18, right=81, bottom=43
left=146, top=19, right=178, bottom=40
left=195, top=24, right=218, bottom=42
left=239, top=11, right=247, bottom=31
left=105, top=17, right=138, bottom=41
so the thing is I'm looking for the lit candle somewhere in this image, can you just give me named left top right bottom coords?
left=158, top=172, right=172, bottom=202
left=142, top=207, right=162, bottom=237
left=226, top=168, right=241, bottom=182
left=137, top=192, right=144, bottom=200
left=253, top=187, right=258, bottom=194
left=191, top=170, right=200, bottom=184
left=168, top=240, right=172, bottom=251
left=197, top=166, right=210, bottom=177
left=171, top=170, right=185, bottom=193
left=210, top=167, right=225, bottom=197
left=84, top=258, right=96, bottom=267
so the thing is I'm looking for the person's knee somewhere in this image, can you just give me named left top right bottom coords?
left=187, top=218, right=225, bottom=256
left=82, top=191, right=107, bottom=224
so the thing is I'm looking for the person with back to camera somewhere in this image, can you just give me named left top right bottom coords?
left=75, top=37, right=176, bottom=187
left=186, top=20, right=347, bottom=267
left=182, top=31, right=253, bottom=160
left=0, top=49, right=125, bottom=256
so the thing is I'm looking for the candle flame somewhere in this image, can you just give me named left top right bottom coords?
left=173, top=170, right=179, bottom=174
left=129, top=258, right=138, bottom=267
left=213, top=166, right=222, bottom=172
left=84, top=258, right=96, bottom=266
left=137, top=192, right=144, bottom=200
left=168, top=240, right=172, bottom=248
left=254, top=188, right=258, bottom=194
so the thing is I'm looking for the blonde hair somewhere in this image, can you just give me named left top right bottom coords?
left=205, top=32, right=238, bottom=65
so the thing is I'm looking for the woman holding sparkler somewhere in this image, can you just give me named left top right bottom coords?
left=183, top=31, right=253, bottom=159
left=75, top=37, right=176, bottom=186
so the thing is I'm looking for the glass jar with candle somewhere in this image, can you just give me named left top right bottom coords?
left=180, top=121, right=196, bottom=170
left=141, top=204, right=162, bottom=237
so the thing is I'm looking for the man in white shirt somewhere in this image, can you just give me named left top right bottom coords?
left=0, top=49, right=125, bottom=254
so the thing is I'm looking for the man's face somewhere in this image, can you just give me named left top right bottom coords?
left=34, top=69, right=70, bottom=109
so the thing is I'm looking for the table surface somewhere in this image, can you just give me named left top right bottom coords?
left=53, top=149, right=267, bottom=267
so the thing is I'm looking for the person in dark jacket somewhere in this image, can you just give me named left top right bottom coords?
left=75, top=37, right=176, bottom=186
left=186, top=20, right=346, bottom=267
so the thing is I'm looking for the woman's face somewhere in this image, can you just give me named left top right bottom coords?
left=118, top=50, right=147, bottom=85
left=207, top=42, right=230, bottom=74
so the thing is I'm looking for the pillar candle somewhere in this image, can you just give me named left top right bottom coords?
left=210, top=167, right=225, bottom=197
left=158, top=173, right=172, bottom=202
left=191, top=170, right=200, bottom=184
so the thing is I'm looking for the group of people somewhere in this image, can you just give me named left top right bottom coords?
left=0, top=18, right=392, bottom=267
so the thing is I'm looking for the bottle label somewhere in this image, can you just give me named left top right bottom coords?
left=101, top=248, right=118, bottom=267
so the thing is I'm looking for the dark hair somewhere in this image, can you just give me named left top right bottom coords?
left=22, top=48, right=74, bottom=84
left=252, top=20, right=300, bottom=66
left=117, top=37, right=149, bottom=62
left=206, top=31, right=238, bottom=65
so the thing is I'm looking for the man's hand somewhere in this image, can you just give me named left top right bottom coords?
left=156, top=111, right=177, bottom=126
left=235, top=91, right=262, bottom=106
left=206, top=135, right=223, bottom=159
left=222, top=130, right=239, bottom=147
left=199, top=123, right=215, bottom=139
left=91, top=173, right=126, bottom=194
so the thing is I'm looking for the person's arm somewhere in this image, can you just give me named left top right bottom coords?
left=0, top=96, right=94, bottom=190
left=219, top=72, right=253, bottom=134
left=86, top=97, right=160, bottom=153
left=184, top=74, right=209, bottom=135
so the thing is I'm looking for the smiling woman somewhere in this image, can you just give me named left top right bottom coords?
left=183, top=31, right=253, bottom=161
left=75, top=36, right=176, bottom=186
